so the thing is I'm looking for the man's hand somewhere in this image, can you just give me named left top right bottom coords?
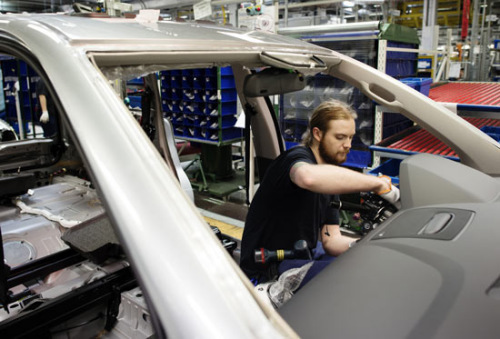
left=40, top=111, right=49, bottom=123
left=376, top=175, right=400, bottom=207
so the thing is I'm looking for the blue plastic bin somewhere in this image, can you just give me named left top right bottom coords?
left=400, top=78, right=417, bottom=90
left=12, top=121, right=30, bottom=135
left=367, top=158, right=401, bottom=185
left=220, top=76, right=236, bottom=89
left=128, top=95, right=142, bottom=108
left=127, top=77, right=144, bottom=85
left=219, top=101, right=237, bottom=116
left=343, top=150, right=372, bottom=169
left=172, top=123, right=184, bottom=136
left=206, top=116, right=237, bottom=129
left=220, top=88, right=237, bottom=102
left=400, top=78, right=432, bottom=96
left=386, top=60, right=416, bottom=78
left=204, top=68, right=216, bottom=76
left=480, top=126, right=500, bottom=142
left=183, top=114, right=197, bottom=126
left=220, top=127, right=243, bottom=141
left=220, top=66, right=233, bottom=75
left=204, top=76, right=217, bottom=89
left=170, top=88, right=181, bottom=100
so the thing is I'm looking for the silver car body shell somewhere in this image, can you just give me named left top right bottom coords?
left=0, top=13, right=499, bottom=338
left=0, top=14, right=308, bottom=338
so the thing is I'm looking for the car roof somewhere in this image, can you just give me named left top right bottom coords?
left=0, top=13, right=332, bottom=55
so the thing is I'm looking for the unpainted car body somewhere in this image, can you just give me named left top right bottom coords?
left=0, top=12, right=499, bottom=338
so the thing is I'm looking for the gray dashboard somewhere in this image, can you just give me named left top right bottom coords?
left=279, top=154, right=500, bottom=338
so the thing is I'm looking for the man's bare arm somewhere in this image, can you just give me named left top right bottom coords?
left=290, top=161, right=390, bottom=195
left=320, top=224, right=358, bottom=256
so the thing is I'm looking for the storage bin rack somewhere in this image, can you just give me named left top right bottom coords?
left=428, top=82, right=500, bottom=112
left=372, top=81, right=499, bottom=152
left=0, top=57, right=39, bottom=137
left=354, top=81, right=500, bottom=183
left=125, top=69, right=243, bottom=193
left=367, top=117, right=500, bottom=185
left=379, top=77, right=432, bottom=145
left=160, top=67, right=242, bottom=146
left=281, top=23, right=420, bottom=169
left=370, top=116, right=500, bottom=162
left=373, top=24, right=422, bottom=167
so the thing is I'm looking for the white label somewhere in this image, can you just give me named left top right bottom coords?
left=193, top=1, right=212, bottom=20
left=418, top=60, right=431, bottom=69
left=448, top=62, right=461, bottom=79
left=135, top=9, right=160, bottom=23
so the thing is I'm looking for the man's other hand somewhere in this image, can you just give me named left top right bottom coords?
left=40, top=111, right=49, bottom=123
left=377, top=175, right=400, bottom=207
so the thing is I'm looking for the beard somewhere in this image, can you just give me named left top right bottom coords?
left=318, top=137, right=348, bottom=165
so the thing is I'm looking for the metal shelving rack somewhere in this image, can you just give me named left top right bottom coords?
left=161, top=66, right=243, bottom=147
left=370, top=82, right=500, bottom=166
left=0, top=57, right=40, bottom=139
left=159, top=66, right=244, bottom=192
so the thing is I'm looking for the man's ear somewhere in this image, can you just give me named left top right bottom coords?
left=312, top=127, right=322, bottom=142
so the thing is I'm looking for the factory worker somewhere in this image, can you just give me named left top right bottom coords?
left=240, top=99, right=399, bottom=286
left=36, top=78, right=57, bottom=138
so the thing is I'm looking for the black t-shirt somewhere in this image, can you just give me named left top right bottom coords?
left=240, top=146, right=339, bottom=280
